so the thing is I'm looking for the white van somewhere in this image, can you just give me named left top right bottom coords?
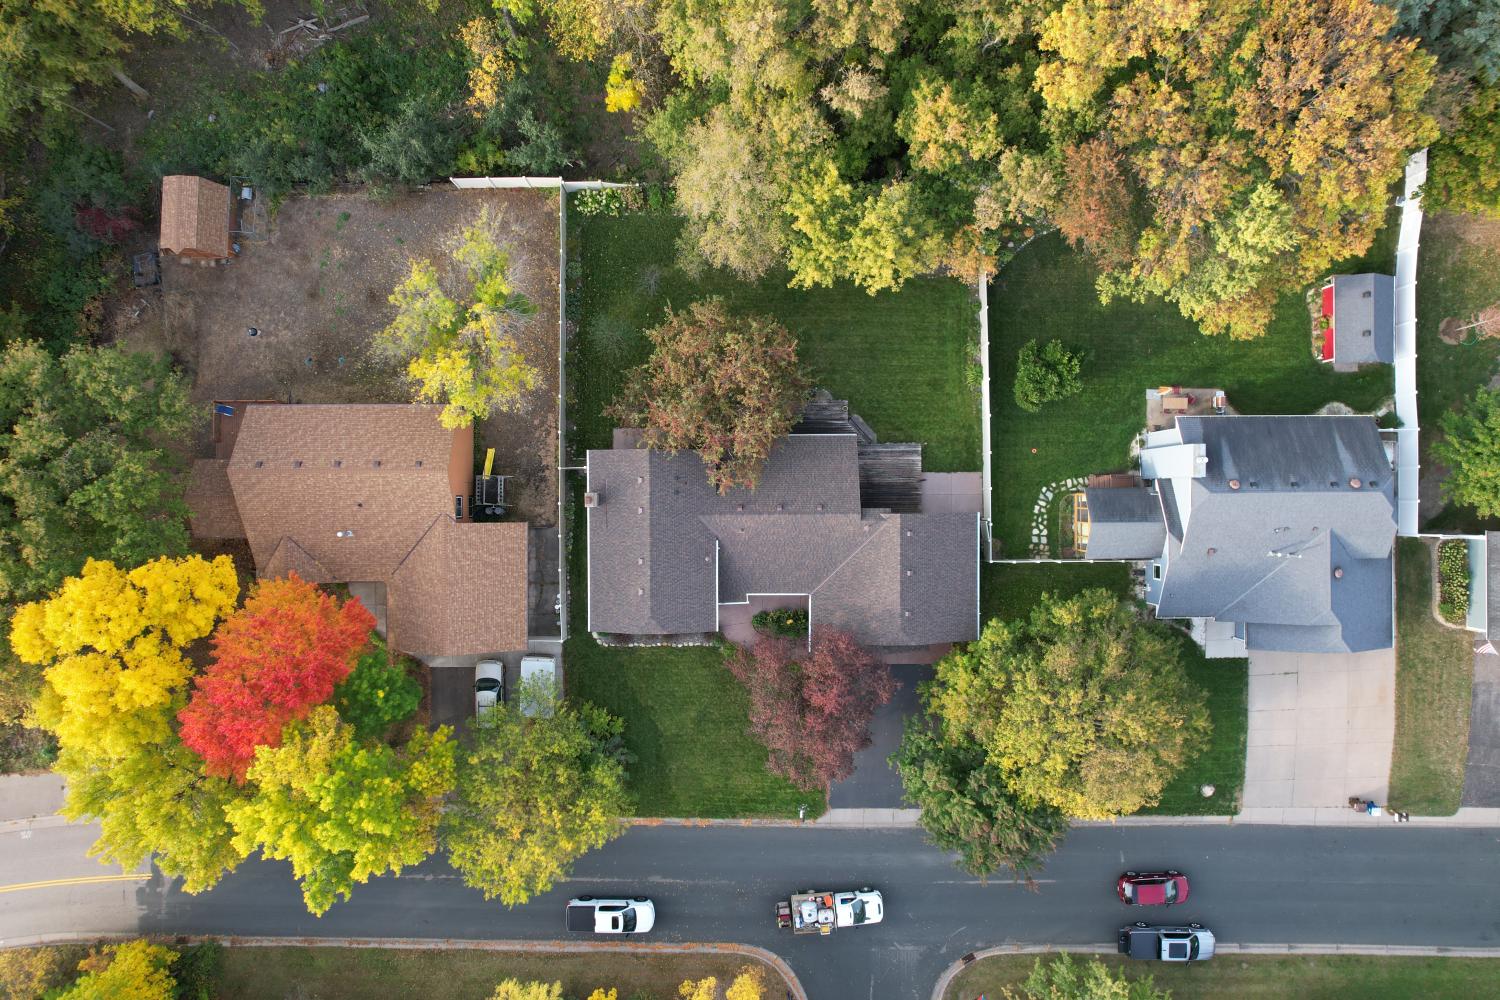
left=518, top=655, right=558, bottom=717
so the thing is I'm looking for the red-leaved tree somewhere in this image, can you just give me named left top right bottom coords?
left=726, top=625, right=896, bottom=791
left=179, top=574, right=376, bottom=781
left=1053, top=137, right=1138, bottom=273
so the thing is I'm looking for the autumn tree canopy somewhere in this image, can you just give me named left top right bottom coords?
left=54, top=939, right=178, bottom=1000
left=12, top=555, right=245, bottom=891
left=607, top=298, right=810, bottom=493
left=225, top=706, right=457, bottom=915
left=377, top=208, right=539, bottom=428
left=444, top=686, right=631, bottom=906
left=179, top=574, right=377, bottom=781
left=726, top=626, right=896, bottom=790
left=924, top=590, right=1211, bottom=819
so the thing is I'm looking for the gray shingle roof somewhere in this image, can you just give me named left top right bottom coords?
left=586, top=436, right=978, bottom=645
left=1083, top=486, right=1166, bottom=560
left=1333, top=274, right=1395, bottom=366
left=1487, top=532, right=1500, bottom=641
left=1153, top=415, right=1395, bottom=653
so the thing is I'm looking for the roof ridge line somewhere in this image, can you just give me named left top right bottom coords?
left=1214, top=530, right=1325, bottom=622
left=810, top=514, right=896, bottom=595
left=390, top=513, right=448, bottom=578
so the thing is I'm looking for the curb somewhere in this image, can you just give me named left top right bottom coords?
left=931, top=942, right=1500, bottom=1000
left=0, top=935, right=807, bottom=1000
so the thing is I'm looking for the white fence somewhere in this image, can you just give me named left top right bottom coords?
left=977, top=277, right=995, bottom=560
left=1393, top=150, right=1426, bottom=537
left=449, top=176, right=635, bottom=193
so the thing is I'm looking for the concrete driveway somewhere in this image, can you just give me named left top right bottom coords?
left=1240, top=648, right=1395, bottom=819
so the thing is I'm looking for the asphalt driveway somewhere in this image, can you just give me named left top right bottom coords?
left=828, top=664, right=931, bottom=809
left=1462, top=646, right=1500, bottom=806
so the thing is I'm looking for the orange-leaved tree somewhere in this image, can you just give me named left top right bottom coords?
left=179, top=574, right=375, bottom=781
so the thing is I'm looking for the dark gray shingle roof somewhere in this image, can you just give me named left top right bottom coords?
left=1333, top=273, right=1395, bottom=365
left=1154, top=415, right=1395, bottom=653
left=1083, top=486, right=1166, bottom=560
left=586, top=436, right=978, bottom=645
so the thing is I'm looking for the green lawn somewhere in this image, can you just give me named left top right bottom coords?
left=979, top=562, right=1246, bottom=816
left=1389, top=538, right=1473, bottom=815
left=215, top=945, right=779, bottom=1000
left=1414, top=213, right=1500, bottom=533
left=987, top=232, right=1395, bottom=555
left=945, top=953, right=1500, bottom=1000
left=569, top=209, right=980, bottom=470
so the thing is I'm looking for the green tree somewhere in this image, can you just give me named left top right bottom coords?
left=56, top=940, right=176, bottom=1000
left=1004, top=953, right=1170, bottom=1000
left=607, top=298, right=810, bottom=493
left=926, top=590, right=1211, bottom=819
left=1395, top=0, right=1500, bottom=83
left=444, top=685, right=631, bottom=906
left=1436, top=387, right=1500, bottom=516
left=226, top=706, right=457, bottom=915
left=376, top=209, right=539, bottom=428
left=1012, top=339, right=1083, bottom=412
left=359, top=94, right=463, bottom=188
left=333, top=636, right=422, bottom=741
left=892, top=721, right=1067, bottom=879
left=0, top=341, right=195, bottom=603
left=1424, top=83, right=1500, bottom=218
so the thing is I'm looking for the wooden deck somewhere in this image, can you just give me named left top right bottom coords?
left=794, top=389, right=877, bottom=443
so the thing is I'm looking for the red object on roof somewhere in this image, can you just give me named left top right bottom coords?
left=1321, top=329, right=1335, bottom=361
left=1321, top=284, right=1335, bottom=317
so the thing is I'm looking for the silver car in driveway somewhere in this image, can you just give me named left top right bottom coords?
left=473, top=660, right=504, bottom=720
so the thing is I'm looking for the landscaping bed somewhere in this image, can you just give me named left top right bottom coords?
left=1389, top=538, right=1473, bottom=815
left=945, top=952, right=1500, bottom=1000
left=987, top=232, right=1394, bottom=556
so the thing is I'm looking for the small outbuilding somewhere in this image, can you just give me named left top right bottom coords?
left=159, top=175, right=233, bottom=260
left=1319, top=273, right=1394, bottom=368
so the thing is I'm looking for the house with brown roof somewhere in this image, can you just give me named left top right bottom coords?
left=186, top=403, right=528, bottom=657
left=159, top=175, right=233, bottom=260
left=585, top=429, right=980, bottom=657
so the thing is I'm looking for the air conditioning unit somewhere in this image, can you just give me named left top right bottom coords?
left=583, top=491, right=601, bottom=508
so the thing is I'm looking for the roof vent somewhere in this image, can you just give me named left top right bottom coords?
left=372, top=459, right=382, bottom=468
left=1361, top=329, right=1372, bottom=337
left=254, top=460, right=264, bottom=468
left=333, top=459, right=343, bottom=468
left=335, top=529, right=354, bottom=539
left=903, top=610, right=911, bottom=618
left=817, top=503, right=824, bottom=511
left=292, top=459, right=303, bottom=468
left=777, top=503, right=784, bottom=511
left=1228, top=479, right=1240, bottom=490
left=1362, top=290, right=1372, bottom=298
left=583, top=491, right=600, bottom=508
left=1288, top=477, right=1298, bottom=488
left=636, top=506, right=644, bottom=514
left=905, top=569, right=912, bottom=577
left=1333, top=566, right=1344, bottom=579
left=637, top=557, right=643, bottom=565
left=637, top=476, right=644, bottom=484
left=637, top=587, right=644, bottom=596
left=1348, top=477, right=1362, bottom=489
left=1248, top=480, right=1258, bottom=488
left=1206, top=547, right=1217, bottom=556
left=737, top=503, right=745, bottom=512
left=414, top=460, right=423, bottom=468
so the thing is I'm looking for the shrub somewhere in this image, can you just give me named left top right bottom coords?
left=333, top=636, right=423, bottom=741
left=1438, top=539, right=1470, bottom=624
left=751, top=607, right=808, bottom=638
left=1013, top=338, right=1083, bottom=412
left=172, top=941, right=223, bottom=1000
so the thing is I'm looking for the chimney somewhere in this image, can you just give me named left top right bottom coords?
left=583, top=491, right=601, bottom=508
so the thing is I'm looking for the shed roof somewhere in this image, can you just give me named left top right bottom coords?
left=1083, top=486, right=1166, bottom=560
left=1332, top=273, right=1395, bottom=365
left=159, top=175, right=231, bottom=258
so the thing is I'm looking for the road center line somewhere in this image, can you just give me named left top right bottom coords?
left=0, top=873, right=149, bottom=895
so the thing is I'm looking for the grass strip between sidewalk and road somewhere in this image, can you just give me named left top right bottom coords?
left=944, top=952, right=1500, bottom=1000
left=1388, top=538, right=1473, bottom=815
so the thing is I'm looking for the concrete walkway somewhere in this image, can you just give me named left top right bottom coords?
left=0, top=773, right=67, bottom=823
left=1240, top=649, right=1394, bottom=814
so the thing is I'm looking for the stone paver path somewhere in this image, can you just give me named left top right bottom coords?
left=1240, top=648, right=1395, bottom=821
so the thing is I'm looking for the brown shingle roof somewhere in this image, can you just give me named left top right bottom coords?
left=184, top=459, right=245, bottom=539
left=389, top=518, right=528, bottom=656
left=159, top=175, right=231, bottom=258
left=263, top=537, right=333, bottom=584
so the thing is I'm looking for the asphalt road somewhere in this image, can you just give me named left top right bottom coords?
left=5, top=823, right=1500, bottom=999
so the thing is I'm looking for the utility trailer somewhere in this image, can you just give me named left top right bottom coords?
left=774, top=889, right=884, bottom=935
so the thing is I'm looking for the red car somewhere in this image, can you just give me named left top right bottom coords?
left=1117, top=871, right=1190, bottom=906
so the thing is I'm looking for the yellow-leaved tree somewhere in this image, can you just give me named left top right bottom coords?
left=11, top=555, right=246, bottom=890
left=55, top=940, right=177, bottom=1000
left=490, top=980, right=564, bottom=1000
left=679, top=968, right=766, bottom=1000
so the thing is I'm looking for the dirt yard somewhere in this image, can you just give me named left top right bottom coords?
left=119, top=186, right=561, bottom=524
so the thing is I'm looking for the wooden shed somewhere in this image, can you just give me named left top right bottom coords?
left=159, top=175, right=233, bottom=260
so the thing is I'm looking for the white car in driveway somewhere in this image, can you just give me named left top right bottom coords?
left=473, top=660, right=504, bottom=720
left=565, top=896, right=656, bottom=934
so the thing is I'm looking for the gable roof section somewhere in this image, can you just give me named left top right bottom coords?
left=1332, top=273, right=1395, bottom=365
left=389, top=517, right=528, bottom=656
left=1083, top=486, right=1166, bottom=560
left=160, top=175, right=231, bottom=257
left=262, top=536, right=333, bottom=584
left=1153, top=415, right=1394, bottom=654
left=587, top=436, right=979, bottom=644
left=227, top=404, right=459, bottom=583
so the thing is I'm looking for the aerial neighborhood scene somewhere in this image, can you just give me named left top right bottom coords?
left=4, top=1, right=1500, bottom=998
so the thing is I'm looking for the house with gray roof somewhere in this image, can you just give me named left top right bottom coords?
left=585, top=433, right=980, bottom=653
left=1085, top=415, right=1395, bottom=657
